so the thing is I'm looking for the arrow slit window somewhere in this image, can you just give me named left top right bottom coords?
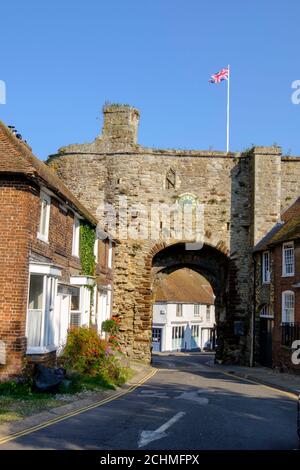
left=166, top=168, right=176, bottom=189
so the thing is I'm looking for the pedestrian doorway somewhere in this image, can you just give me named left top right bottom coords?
left=97, top=288, right=112, bottom=338
left=260, top=314, right=274, bottom=368
left=152, top=328, right=162, bottom=352
left=56, top=290, right=70, bottom=349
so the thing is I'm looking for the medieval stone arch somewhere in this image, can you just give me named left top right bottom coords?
left=150, top=242, right=232, bottom=361
left=47, top=103, right=300, bottom=365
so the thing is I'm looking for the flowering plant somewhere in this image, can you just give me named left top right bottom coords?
left=102, top=316, right=120, bottom=335
left=61, top=327, right=123, bottom=381
left=101, top=316, right=121, bottom=350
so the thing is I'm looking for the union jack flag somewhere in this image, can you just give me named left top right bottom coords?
left=209, top=67, right=229, bottom=83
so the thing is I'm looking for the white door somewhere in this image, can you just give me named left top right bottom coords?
left=56, top=292, right=70, bottom=351
left=201, top=328, right=210, bottom=349
left=97, top=291, right=108, bottom=337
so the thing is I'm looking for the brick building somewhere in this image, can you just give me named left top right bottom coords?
left=0, top=121, right=114, bottom=379
left=254, top=198, right=300, bottom=373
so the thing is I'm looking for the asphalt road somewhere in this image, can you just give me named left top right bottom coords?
left=1, top=353, right=298, bottom=450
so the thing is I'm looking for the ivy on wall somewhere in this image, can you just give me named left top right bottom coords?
left=79, top=222, right=96, bottom=276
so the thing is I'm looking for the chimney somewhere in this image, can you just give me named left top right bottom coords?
left=102, top=104, right=140, bottom=145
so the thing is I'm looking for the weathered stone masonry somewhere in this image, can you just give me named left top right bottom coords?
left=47, top=104, right=300, bottom=364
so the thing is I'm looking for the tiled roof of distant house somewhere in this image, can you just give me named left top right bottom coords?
left=154, top=268, right=215, bottom=304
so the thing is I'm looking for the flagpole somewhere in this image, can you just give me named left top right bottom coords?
left=226, top=64, right=230, bottom=153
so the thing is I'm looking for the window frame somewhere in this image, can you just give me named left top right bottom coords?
left=191, top=324, right=200, bottom=338
left=72, top=216, right=80, bottom=258
left=206, top=305, right=211, bottom=322
left=70, top=286, right=82, bottom=327
left=166, top=168, right=176, bottom=189
left=176, top=303, right=183, bottom=317
left=194, top=304, right=200, bottom=317
left=260, top=304, right=274, bottom=318
left=282, top=242, right=295, bottom=277
left=26, top=271, right=58, bottom=354
left=107, top=239, right=113, bottom=269
left=37, top=191, right=51, bottom=243
left=281, top=290, right=295, bottom=324
left=262, top=251, right=271, bottom=284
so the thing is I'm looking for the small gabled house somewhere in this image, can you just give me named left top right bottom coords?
left=152, top=268, right=216, bottom=352
left=254, top=198, right=300, bottom=373
left=0, top=121, right=115, bottom=379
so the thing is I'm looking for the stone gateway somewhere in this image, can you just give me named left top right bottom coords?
left=48, top=104, right=300, bottom=365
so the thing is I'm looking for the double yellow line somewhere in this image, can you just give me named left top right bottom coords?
left=0, top=368, right=157, bottom=446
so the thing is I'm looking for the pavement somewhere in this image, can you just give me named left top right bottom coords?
left=0, top=352, right=299, bottom=450
left=0, top=360, right=154, bottom=445
left=205, top=358, right=300, bottom=396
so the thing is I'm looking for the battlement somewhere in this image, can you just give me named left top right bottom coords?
left=101, top=103, right=140, bottom=145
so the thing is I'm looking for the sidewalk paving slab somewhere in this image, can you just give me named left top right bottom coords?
left=206, top=360, right=300, bottom=397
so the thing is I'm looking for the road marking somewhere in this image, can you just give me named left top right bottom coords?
left=175, top=390, right=209, bottom=405
left=0, top=368, right=157, bottom=446
left=138, top=411, right=186, bottom=448
left=140, top=390, right=169, bottom=399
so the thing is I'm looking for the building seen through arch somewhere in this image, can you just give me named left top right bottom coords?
left=152, top=268, right=216, bottom=352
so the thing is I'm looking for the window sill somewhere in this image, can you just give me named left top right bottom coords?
left=26, top=345, right=57, bottom=355
left=37, top=233, right=49, bottom=244
left=282, top=273, right=295, bottom=278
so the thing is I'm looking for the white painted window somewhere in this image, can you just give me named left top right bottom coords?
left=97, top=289, right=110, bottom=337
left=107, top=288, right=112, bottom=318
left=260, top=305, right=274, bottom=318
left=206, top=305, right=211, bottom=322
left=282, top=291, right=295, bottom=323
left=37, top=191, right=51, bottom=242
left=172, top=325, right=185, bottom=350
left=72, top=216, right=80, bottom=257
left=282, top=242, right=294, bottom=277
left=191, top=325, right=200, bottom=340
left=262, top=251, right=270, bottom=283
left=26, top=273, right=57, bottom=352
left=176, top=304, right=183, bottom=317
left=70, top=286, right=81, bottom=326
left=194, top=304, right=200, bottom=317
left=108, top=239, right=113, bottom=269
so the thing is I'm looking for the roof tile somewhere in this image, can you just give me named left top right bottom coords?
left=0, top=120, right=98, bottom=226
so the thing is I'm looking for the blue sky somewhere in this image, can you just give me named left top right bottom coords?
left=0, top=1, right=299, bottom=159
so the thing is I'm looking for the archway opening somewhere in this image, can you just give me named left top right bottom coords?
left=152, top=268, right=216, bottom=353
left=151, top=243, right=229, bottom=360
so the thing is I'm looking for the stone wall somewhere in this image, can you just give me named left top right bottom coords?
left=281, top=157, right=300, bottom=213
left=47, top=104, right=300, bottom=365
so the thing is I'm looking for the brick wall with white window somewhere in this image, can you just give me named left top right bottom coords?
left=0, top=177, right=31, bottom=378
left=0, top=176, right=102, bottom=379
left=272, top=239, right=300, bottom=372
